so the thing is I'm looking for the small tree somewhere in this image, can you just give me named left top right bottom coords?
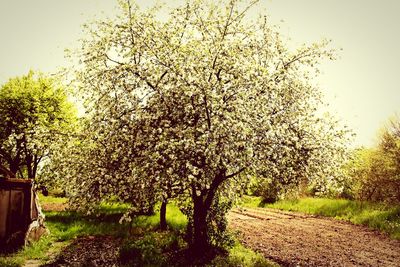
left=67, top=0, right=349, bottom=253
left=0, top=71, right=77, bottom=179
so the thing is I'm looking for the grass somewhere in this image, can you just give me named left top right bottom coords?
left=38, top=194, right=68, bottom=204
left=240, top=195, right=400, bottom=239
left=1, top=194, right=276, bottom=266
left=132, top=203, right=188, bottom=231
left=119, top=230, right=186, bottom=266
left=239, top=195, right=266, bottom=208
left=211, top=241, right=277, bottom=267
left=0, top=236, right=54, bottom=267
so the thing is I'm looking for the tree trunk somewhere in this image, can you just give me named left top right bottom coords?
left=189, top=173, right=225, bottom=255
left=9, top=162, right=18, bottom=178
left=26, top=156, right=33, bottom=179
left=160, top=199, right=168, bottom=230
left=191, top=195, right=209, bottom=254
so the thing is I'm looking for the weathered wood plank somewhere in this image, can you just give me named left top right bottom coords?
left=0, top=189, right=10, bottom=239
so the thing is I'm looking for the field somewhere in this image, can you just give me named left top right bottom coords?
left=240, top=196, right=400, bottom=240
left=229, top=207, right=400, bottom=266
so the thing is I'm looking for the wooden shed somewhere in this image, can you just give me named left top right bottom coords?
left=0, top=178, right=47, bottom=252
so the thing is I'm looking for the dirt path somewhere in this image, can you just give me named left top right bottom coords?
left=228, top=207, right=400, bottom=267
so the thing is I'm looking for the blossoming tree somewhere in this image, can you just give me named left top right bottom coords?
left=64, top=0, right=350, bottom=252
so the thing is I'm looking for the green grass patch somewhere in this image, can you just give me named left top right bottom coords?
left=97, top=200, right=132, bottom=214
left=132, top=202, right=187, bottom=231
left=38, top=194, right=68, bottom=204
left=241, top=196, right=400, bottom=239
left=0, top=235, right=54, bottom=267
left=211, top=241, right=277, bottom=267
left=0, top=257, right=22, bottom=267
left=46, top=211, right=131, bottom=241
left=239, top=195, right=267, bottom=208
left=164, top=204, right=188, bottom=230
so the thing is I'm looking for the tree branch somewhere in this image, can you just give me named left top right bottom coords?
left=226, top=166, right=247, bottom=179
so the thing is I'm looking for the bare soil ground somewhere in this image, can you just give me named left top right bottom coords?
left=41, top=202, right=68, bottom=212
left=42, top=236, right=121, bottom=267
left=228, top=207, right=400, bottom=267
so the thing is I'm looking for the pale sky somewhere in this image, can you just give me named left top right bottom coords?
left=0, top=0, right=399, bottom=147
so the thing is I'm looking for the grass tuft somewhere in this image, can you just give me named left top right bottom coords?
left=211, top=241, right=277, bottom=267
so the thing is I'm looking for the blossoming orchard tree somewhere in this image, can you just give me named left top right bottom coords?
left=65, top=0, right=350, bottom=252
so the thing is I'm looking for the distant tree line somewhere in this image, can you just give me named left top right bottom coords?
left=345, top=117, right=400, bottom=203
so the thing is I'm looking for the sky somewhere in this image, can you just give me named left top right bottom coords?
left=0, top=0, right=399, bottom=147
